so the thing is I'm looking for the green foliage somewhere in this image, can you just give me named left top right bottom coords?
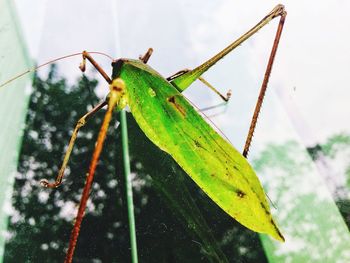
left=305, top=133, right=350, bottom=227
left=4, top=66, right=266, bottom=262
left=254, top=139, right=350, bottom=262
left=320, top=133, right=350, bottom=227
left=321, top=134, right=350, bottom=158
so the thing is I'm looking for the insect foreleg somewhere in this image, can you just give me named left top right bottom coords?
left=40, top=100, right=107, bottom=188
left=64, top=79, right=125, bottom=263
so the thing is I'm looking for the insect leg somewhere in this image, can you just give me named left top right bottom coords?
left=139, top=48, right=153, bottom=63
left=79, top=50, right=112, bottom=84
left=169, top=4, right=286, bottom=93
left=243, top=10, right=286, bottom=157
left=40, top=100, right=107, bottom=188
left=198, top=76, right=232, bottom=102
left=64, top=79, right=125, bottom=263
left=168, top=69, right=231, bottom=102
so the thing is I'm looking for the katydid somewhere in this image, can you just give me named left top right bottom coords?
left=1, top=4, right=287, bottom=263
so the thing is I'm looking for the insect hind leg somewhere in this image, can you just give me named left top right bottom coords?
left=243, top=9, right=286, bottom=157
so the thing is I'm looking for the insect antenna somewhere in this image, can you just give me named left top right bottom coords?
left=0, top=51, right=114, bottom=89
left=266, top=194, right=277, bottom=210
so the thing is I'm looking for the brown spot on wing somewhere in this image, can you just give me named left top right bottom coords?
left=236, top=190, right=246, bottom=198
left=194, top=139, right=203, bottom=149
left=167, top=95, right=186, bottom=116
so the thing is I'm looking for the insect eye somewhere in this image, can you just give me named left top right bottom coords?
left=111, top=59, right=124, bottom=78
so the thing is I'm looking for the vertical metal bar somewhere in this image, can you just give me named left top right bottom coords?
left=110, top=0, right=138, bottom=259
left=120, top=110, right=138, bottom=263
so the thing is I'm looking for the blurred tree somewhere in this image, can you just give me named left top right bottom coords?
left=3, top=66, right=266, bottom=263
left=307, top=134, right=350, bottom=226
left=254, top=138, right=350, bottom=262
left=319, top=134, right=350, bottom=227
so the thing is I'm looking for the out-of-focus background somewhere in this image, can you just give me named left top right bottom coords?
left=0, top=0, right=349, bottom=262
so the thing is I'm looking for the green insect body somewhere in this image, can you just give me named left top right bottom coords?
left=112, top=59, right=284, bottom=241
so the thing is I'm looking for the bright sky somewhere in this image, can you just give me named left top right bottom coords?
left=15, top=0, right=350, bottom=154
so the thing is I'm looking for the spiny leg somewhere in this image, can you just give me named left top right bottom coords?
left=40, top=100, right=107, bottom=188
left=243, top=11, right=286, bottom=157
left=64, top=79, right=125, bottom=263
left=166, top=5, right=287, bottom=155
left=64, top=103, right=114, bottom=263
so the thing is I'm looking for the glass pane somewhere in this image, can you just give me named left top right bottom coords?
left=1, top=0, right=350, bottom=262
